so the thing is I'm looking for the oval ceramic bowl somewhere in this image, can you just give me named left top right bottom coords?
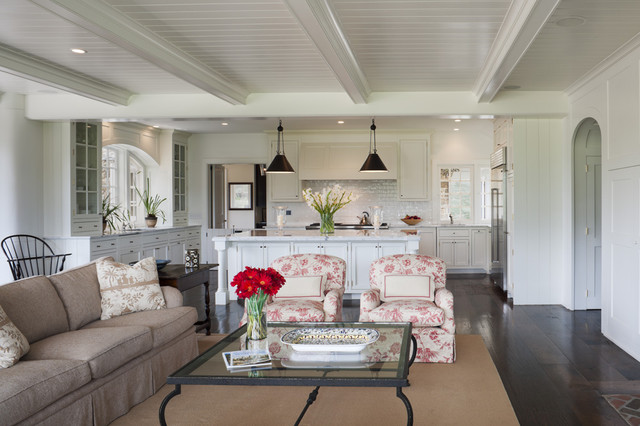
left=281, top=327, right=380, bottom=353
left=155, top=259, right=170, bottom=270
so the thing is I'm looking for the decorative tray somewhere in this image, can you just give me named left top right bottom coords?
left=281, top=327, right=380, bottom=353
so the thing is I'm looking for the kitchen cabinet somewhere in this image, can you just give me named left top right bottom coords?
left=172, top=140, right=188, bottom=226
left=293, top=242, right=349, bottom=260
left=44, top=121, right=103, bottom=237
left=117, top=235, right=141, bottom=264
left=399, top=140, right=429, bottom=200
left=471, top=228, right=489, bottom=269
left=90, top=237, right=118, bottom=261
left=417, top=228, right=437, bottom=257
left=299, top=142, right=398, bottom=180
left=350, top=241, right=406, bottom=291
left=227, top=242, right=291, bottom=290
left=141, top=231, right=169, bottom=260
left=268, top=139, right=301, bottom=202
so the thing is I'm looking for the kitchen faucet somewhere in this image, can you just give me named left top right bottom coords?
left=449, top=214, right=453, bottom=224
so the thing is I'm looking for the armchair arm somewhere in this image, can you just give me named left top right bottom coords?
left=359, top=289, right=381, bottom=322
left=323, top=289, right=344, bottom=321
left=435, top=288, right=455, bottom=334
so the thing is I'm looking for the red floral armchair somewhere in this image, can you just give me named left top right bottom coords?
left=240, top=253, right=346, bottom=325
left=359, top=254, right=455, bottom=363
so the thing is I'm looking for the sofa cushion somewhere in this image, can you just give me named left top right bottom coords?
left=82, top=306, right=197, bottom=348
left=49, top=260, right=103, bottom=330
left=0, top=275, right=69, bottom=344
left=368, top=300, right=445, bottom=327
left=23, top=326, right=152, bottom=379
left=0, top=359, right=91, bottom=426
left=97, top=257, right=167, bottom=320
left=0, top=304, right=30, bottom=368
left=266, top=299, right=325, bottom=322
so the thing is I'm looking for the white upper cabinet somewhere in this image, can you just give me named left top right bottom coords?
left=44, top=121, right=102, bottom=237
left=172, top=135, right=188, bottom=226
left=299, top=142, right=398, bottom=180
left=268, top=139, right=301, bottom=202
left=398, top=139, right=429, bottom=200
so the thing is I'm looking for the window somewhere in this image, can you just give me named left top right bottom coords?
left=440, top=166, right=472, bottom=221
left=101, top=147, right=118, bottom=203
left=128, top=155, right=144, bottom=221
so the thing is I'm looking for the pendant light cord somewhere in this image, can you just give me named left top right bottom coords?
left=277, top=119, right=285, bottom=155
left=370, top=118, right=377, bottom=154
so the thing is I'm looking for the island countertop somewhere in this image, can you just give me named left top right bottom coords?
left=213, top=229, right=420, bottom=242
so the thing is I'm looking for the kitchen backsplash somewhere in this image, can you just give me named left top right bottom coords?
left=269, top=180, right=433, bottom=227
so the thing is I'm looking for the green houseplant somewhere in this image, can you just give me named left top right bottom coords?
left=136, top=178, right=166, bottom=228
left=101, top=195, right=122, bottom=234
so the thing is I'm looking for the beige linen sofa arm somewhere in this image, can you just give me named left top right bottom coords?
left=161, top=286, right=183, bottom=308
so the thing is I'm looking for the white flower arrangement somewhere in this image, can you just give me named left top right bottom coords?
left=302, top=184, right=359, bottom=215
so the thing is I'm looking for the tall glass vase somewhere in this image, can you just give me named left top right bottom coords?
left=246, top=294, right=267, bottom=340
left=320, top=212, right=335, bottom=234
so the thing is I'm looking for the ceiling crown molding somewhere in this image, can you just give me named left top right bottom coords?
left=284, top=0, right=371, bottom=104
left=0, top=44, right=132, bottom=105
left=31, top=0, right=249, bottom=105
left=473, top=0, right=560, bottom=103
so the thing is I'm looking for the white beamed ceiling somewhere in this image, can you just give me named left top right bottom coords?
left=1, top=0, right=640, bottom=131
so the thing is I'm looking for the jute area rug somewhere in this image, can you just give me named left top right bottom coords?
left=112, top=334, right=518, bottom=425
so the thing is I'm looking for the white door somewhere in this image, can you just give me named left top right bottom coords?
left=452, top=240, right=470, bottom=266
left=438, top=240, right=456, bottom=267
left=586, top=156, right=602, bottom=309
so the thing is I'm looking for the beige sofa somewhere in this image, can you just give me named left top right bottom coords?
left=0, top=259, right=198, bottom=426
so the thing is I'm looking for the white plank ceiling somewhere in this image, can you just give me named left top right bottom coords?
left=1, top=0, right=640, bottom=131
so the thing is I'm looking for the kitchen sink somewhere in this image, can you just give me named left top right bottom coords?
left=305, top=223, right=389, bottom=230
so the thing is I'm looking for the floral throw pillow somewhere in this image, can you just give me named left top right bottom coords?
left=96, top=257, right=166, bottom=320
left=0, top=304, right=30, bottom=369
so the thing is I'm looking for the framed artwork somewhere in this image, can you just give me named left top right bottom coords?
left=229, top=182, right=253, bottom=210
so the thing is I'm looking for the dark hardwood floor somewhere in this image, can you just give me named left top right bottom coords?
left=204, top=274, right=639, bottom=425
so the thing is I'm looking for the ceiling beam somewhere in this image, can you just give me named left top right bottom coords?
left=473, top=0, right=560, bottom=103
left=31, top=0, right=249, bottom=105
left=284, top=0, right=370, bottom=104
left=0, top=44, right=132, bottom=105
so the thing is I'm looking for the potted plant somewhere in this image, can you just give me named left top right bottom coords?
left=135, top=178, right=166, bottom=228
left=101, top=195, right=122, bottom=234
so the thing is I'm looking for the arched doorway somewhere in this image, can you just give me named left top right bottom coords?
left=573, top=118, right=602, bottom=310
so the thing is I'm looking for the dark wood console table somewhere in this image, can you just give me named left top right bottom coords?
left=158, top=264, right=217, bottom=335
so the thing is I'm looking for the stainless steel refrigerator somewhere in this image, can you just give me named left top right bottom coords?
left=490, top=147, right=508, bottom=292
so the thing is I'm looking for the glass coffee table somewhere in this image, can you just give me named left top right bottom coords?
left=160, top=321, right=417, bottom=426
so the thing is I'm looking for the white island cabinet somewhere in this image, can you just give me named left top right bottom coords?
left=212, top=230, right=419, bottom=305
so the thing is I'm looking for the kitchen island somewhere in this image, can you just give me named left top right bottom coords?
left=212, top=229, right=419, bottom=305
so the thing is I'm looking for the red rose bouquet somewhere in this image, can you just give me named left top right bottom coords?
left=231, top=266, right=285, bottom=340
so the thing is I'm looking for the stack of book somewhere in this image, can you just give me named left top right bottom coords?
left=223, top=349, right=272, bottom=372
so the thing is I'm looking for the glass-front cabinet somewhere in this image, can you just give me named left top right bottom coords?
left=172, top=141, right=188, bottom=225
left=74, top=122, right=100, bottom=216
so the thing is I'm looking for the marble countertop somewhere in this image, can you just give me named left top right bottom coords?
left=213, top=229, right=420, bottom=241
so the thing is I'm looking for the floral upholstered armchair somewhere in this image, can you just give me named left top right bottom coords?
left=240, top=253, right=346, bottom=325
left=359, top=254, right=455, bottom=363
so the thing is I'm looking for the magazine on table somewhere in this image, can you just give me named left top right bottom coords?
left=223, top=349, right=272, bottom=370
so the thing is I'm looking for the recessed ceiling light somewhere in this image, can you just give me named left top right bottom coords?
left=454, top=128, right=460, bottom=132
left=221, top=122, right=229, bottom=126
left=337, top=120, right=345, bottom=124
left=152, top=125, right=159, bottom=128
left=502, top=85, right=521, bottom=91
left=454, top=119, right=461, bottom=123
left=71, top=48, right=86, bottom=54
left=555, top=16, right=586, bottom=27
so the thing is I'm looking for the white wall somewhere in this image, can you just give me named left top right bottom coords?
left=512, top=119, right=565, bottom=305
left=0, top=94, right=44, bottom=283
left=567, top=38, right=640, bottom=361
left=225, top=164, right=255, bottom=229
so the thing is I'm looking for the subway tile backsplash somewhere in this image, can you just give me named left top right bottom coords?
left=268, top=180, right=432, bottom=227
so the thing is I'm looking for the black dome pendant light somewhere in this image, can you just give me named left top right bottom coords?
left=360, top=118, right=388, bottom=172
left=266, top=119, right=295, bottom=173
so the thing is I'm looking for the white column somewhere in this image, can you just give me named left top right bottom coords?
left=214, top=238, right=230, bottom=305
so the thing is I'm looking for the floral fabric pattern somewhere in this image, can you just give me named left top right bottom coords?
left=367, top=299, right=444, bottom=327
left=239, top=254, right=346, bottom=326
left=359, top=254, right=455, bottom=363
left=0, top=304, right=29, bottom=369
left=96, top=257, right=166, bottom=320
